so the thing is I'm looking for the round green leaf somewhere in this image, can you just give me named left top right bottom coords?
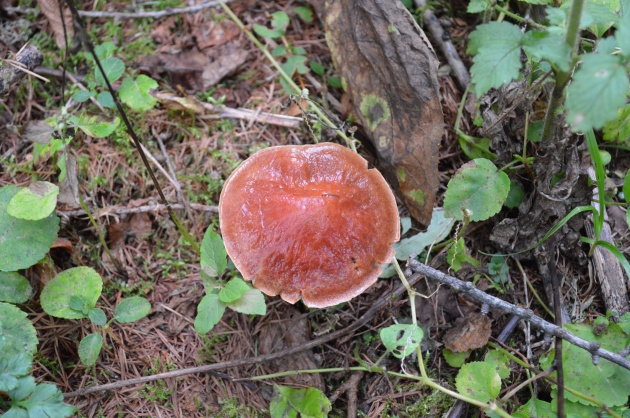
left=455, top=361, right=501, bottom=403
left=7, top=181, right=58, bottom=221
left=444, top=158, right=510, bottom=221
left=88, top=308, right=107, bottom=326
left=0, top=185, right=60, bottom=271
left=78, top=333, right=102, bottom=366
left=114, top=296, right=151, bottom=323
left=95, top=57, right=125, bottom=86
left=443, top=349, right=471, bottom=368
left=200, top=228, right=227, bottom=277
left=219, top=278, right=249, bottom=303
left=226, top=288, right=266, bottom=315
left=40, top=267, right=102, bottom=319
left=380, top=324, right=424, bottom=359
left=0, top=302, right=38, bottom=358
left=119, top=75, right=158, bottom=111
left=0, top=271, right=33, bottom=303
left=194, top=293, right=226, bottom=335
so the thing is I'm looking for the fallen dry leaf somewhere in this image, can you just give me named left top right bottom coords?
left=443, top=312, right=492, bottom=353
left=36, top=0, right=73, bottom=49
left=140, top=40, right=248, bottom=93
left=320, top=0, right=444, bottom=225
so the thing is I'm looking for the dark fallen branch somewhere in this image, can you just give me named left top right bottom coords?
left=408, top=259, right=630, bottom=371
left=0, top=43, right=44, bottom=94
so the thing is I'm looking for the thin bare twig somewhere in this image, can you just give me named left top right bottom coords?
left=63, top=274, right=424, bottom=398
left=57, top=202, right=218, bottom=218
left=5, top=1, right=229, bottom=19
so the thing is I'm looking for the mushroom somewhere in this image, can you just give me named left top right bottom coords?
left=219, top=142, right=400, bottom=308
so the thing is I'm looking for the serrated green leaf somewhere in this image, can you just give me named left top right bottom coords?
left=0, top=302, right=38, bottom=358
left=468, top=22, right=523, bottom=96
left=271, top=385, right=331, bottom=418
left=566, top=42, right=630, bottom=131
left=95, top=57, right=125, bottom=86
left=380, top=324, right=424, bottom=359
left=69, top=114, right=120, bottom=138
left=521, top=31, right=571, bottom=71
left=282, top=55, right=309, bottom=77
left=200, top=228, right=227, bottom=277
left=8, top=379, right=76, bottom=417
left=0, top=185, right=59, bottom=271
left=40, top=267, right=102, bottom=319
left=455, top=361, right=501, bottom=403
left=78, top=333, right=103, bottom=366
left=444, top=158, right=510, bottom=221
left=0, top=352, right=31, bottom=392
left=97, top=91, right=116, bottom=109
left=447, top=238, right=480, bottom=271
left=7, top=181, right=58, bottom=221
left=114, top=296, right=151, bottom=323
left=443, top=349, right=471, bottom=368
left=219, top=278, right=250, bottom=303
left=540, top=323, right=630, bottom=407
left=119, top=75, right=158, bottom=111
left=72, top=90, right=94, bottom=102
left=603, top=104, right=630, bottom=143
left=391, top=209, right=454, bottom=261
left=88, top=308, right=107, bottom=326
left=194, top=293, right=226, bottom=335
left=0, top=271, right=32, bottom=303
left=227, top=288, right=266, bottom=315
left=294, top=6, right=313, bottom=22
left=253, top=11, right=289, bottom=39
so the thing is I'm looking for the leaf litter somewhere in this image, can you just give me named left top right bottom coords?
left=1, top=0, right=628, bottom=416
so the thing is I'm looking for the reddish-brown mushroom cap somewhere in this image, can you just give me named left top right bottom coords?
left=219, top=142, right=400, bottom=308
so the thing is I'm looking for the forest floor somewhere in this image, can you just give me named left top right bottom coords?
left=1, top=0, right=630, bottom=417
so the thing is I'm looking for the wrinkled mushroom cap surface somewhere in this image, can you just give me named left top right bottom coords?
left=219, top=142, right=400, bottom=308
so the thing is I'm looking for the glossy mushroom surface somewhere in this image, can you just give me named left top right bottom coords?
left=219, top=142, right=400, bottom=308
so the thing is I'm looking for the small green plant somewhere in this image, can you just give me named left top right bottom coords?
left=270, top=385, right=331, bottom=418
left=193, top=229, right=266, bottom=335
left=0, top=185, right=74, bottom=416
left=39, top=266, right=151, bottom=366
left=72, top=41, right=157, bottom=112
left=253, top=8, right=314, bottom=93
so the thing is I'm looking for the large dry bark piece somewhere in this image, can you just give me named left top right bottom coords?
left=0, top=43, right=43, bottom=95
left=319, top=0, right=444, bottom=225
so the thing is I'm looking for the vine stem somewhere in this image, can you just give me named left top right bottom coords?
left=216, top=0, right=356, bottom=151
left=540, top=0, right=585, bottom=143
